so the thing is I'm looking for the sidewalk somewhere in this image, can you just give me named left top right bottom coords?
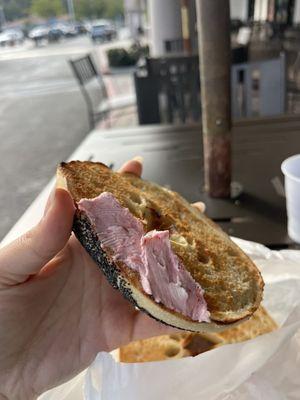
left=90, top=68, right=138, bottom=130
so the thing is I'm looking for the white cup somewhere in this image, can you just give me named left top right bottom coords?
left=281, top=154, right=300, bottom=243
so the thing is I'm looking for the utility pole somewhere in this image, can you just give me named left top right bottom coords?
left=181, top=0, right=192, bottom=54
left=196, top=0, right=232, bottom=198
left=67, top=0, right=75, bottom=22
left=0, top=6, right=6, bottom=31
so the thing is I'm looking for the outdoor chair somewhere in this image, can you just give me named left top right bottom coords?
left=69, top=54, right=136, bottom=129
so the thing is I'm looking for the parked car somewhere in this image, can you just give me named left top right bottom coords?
left=28, top=26, right=49, bottom=44
left=0, top=29, right=24, bottom=46
left=56, top=23, right=77, bottom=37
left=105, top=24, right=117, bottom=41
left=74, top=21, right=87, bottom=35
left=48, top=27, right=64, bottom=43
left=66, top=23, right=78, bottom=37
left=89, top=21, right=116, bottom=42
left=90, top=24, right=106, bottom=42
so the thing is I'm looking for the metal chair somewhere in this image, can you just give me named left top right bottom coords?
left=69, top=54, right=136, bottom=129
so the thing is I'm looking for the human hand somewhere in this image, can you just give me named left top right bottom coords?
left=0, top=158, right=205, bottom=400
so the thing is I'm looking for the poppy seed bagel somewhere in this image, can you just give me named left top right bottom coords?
left=56, top=161, right=264, bottom=333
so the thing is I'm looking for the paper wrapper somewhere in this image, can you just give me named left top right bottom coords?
left=39, top=238, right=300, bottom=400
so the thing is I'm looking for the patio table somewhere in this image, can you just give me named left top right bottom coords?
left=2, top=114, right=300, bottom=249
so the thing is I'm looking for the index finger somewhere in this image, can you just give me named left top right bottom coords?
left=119, top=156, right=143, bottom=177
left=192, top=201, right=206, bottom=213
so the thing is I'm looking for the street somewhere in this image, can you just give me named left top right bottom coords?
left=0, top=36, right=135, bottom=240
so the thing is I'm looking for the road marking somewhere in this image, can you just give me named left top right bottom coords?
left=0, top=46, right=93, bottom=61
left=0, top=78, right=80, bottom=98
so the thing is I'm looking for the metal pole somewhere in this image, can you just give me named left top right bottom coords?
left=0, top=6, right=6, bottom=29
left=196, top=0, right=232, bottom=198
left=67, top=0, right=75, bottom=22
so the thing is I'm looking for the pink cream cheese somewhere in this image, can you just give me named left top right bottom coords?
left=78, top=192, right=210, bottom=322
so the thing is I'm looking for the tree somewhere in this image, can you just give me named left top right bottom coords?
left=74, top=0, right=104, bottom=19
left=74, top=0, right=123, bottom=19
left=30, top=0, right=65, bottom=18
left=2, top=0, right=32, bottom=21
left=0, top=0, right=123, bottom=22
left=104, top=0, right=124, bottom=19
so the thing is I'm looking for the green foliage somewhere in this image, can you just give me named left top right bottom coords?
left=30, top=0, right=65, bottom=18
left=107, top=45, right=149, bottom=67
left=74, top=0, right=123, bottom=19
left=2, top=0, right=32, bottom=21
left=0, top=0, right=123, bottom=22
left=104, top=0, right=124, bottom=19
left=74, top=0, right=104, bottom=19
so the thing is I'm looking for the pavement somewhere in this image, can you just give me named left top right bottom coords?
left=0, top=36, right=137, bottom=241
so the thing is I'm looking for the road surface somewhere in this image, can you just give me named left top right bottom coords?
left=0, top=36, right=134, bottom=241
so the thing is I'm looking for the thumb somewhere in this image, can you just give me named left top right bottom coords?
left=0, top=189, right=75, bottom=287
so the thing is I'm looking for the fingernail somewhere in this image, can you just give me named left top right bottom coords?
left=193, top=201, right=206, bottom=213
left=132, top=156, right=144, bottom=164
